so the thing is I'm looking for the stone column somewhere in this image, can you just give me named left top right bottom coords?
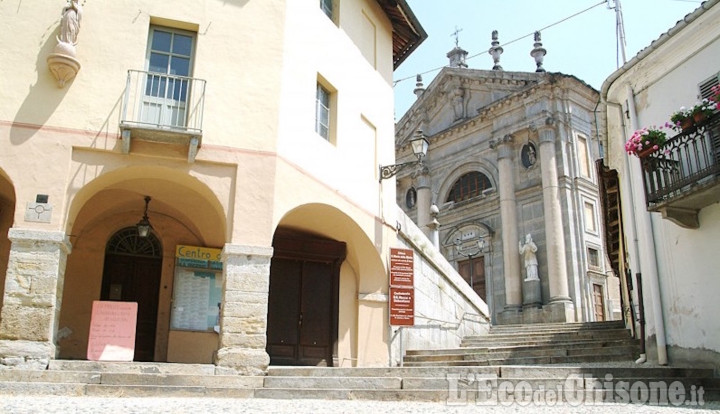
left=414, top=167, right=432, bottom=239
left=215, top=244, right=273, bottom=375
left=491, top=135, right=522, bottom=322
left=0, top=229, right=71, bottom=369
left=538, top=121, right=574, bottom=322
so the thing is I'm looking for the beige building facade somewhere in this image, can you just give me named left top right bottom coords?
left=395, top=45, right=619, bottom=325
left=0, top=0, right=491, bottom=374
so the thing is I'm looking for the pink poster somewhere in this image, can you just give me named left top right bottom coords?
left=86, top=300, right=137, bottom=361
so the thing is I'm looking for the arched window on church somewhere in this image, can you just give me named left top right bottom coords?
left=446, top=172, right=492, bottom=203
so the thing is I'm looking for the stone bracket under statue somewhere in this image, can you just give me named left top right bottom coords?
left=47, top=1, right=83, bottom=88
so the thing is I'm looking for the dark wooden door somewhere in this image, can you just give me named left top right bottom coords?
left=101, top=254, right=162, bottom=362
left=458, top=256, right=486, bottom=301
left=593, top=283, right=606, bottom=322
left=266, top=258, right=334, bottom=366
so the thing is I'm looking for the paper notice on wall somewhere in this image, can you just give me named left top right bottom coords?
left=87, top=300, right=137, bottom=361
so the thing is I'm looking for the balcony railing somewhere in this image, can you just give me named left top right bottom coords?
left=119, top=70, right=206, bottom=162
left=641, top=111, right=720, bottom=228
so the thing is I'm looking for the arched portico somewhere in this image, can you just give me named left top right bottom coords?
left=58, top=166, right=227, bottom=363
left=269, top=203, right=388, bottom=367
left=0, top=170, right=16, bottom=326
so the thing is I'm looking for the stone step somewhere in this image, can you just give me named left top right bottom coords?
left=263, top=376, right=401, bottom=390
left=47, top=360, right=217, bottom=375
left=404, top=351, right=639, bottom=367
left=408, top=338, right=639, bottom=357
left=266, top=366, right=502, bottom=378
left=488, top=321, right=626, bottom=333
left=462, top=329, right=632, bottom=344
left=0, top=369, right=262, bottom=388
left=0, top=381, right=254, bottom=398
left=406, top=344, right=640, bottom=364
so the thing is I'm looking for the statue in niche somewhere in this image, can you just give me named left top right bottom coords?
left=451, top=88, right=464, bottom=120
left=521, top=143, right=537, bottom=168
left=519, top=233, right=539, bottom=281
left=59, top=0, right=83, bottom=45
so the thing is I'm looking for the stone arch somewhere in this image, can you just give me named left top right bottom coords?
left=57, top=165, right=228, bottom=361
left=271, top=203, right=386, bottom=367
left=0, top=168, right=16, bottom=324
left=439, top=161, right=498, bottom=205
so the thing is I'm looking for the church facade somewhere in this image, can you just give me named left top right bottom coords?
left=395, top=43, right=618, bottom=324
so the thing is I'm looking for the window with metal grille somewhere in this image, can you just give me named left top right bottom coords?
left=446, top=172, right=492, bottom=203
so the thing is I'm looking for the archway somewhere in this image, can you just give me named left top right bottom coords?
left=0, top=170, right=16, bottom=324
left=101, top=228, right=163, bottom=362
left=269, top=203, right=388, bottom=367
left=266, top=228, right=345, bottom=366
left=58, top=165, right=228, bottom=362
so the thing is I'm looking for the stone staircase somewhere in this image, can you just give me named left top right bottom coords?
left=0, top=361, right=717, bottom=403
left=0, top=321, right=717, bottom=404
left=404, top=321, right=641, bottom=366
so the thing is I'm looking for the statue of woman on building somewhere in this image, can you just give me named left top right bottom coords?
left=519, top=233, right=539, bottom=281
left=59, top=0, right=82, bottom=45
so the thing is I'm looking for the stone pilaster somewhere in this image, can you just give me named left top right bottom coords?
left=0, top=229, right=71, bottom=369
left=414, top=167, right=432, bottom=239
left=491, top=135, right=522, bottom=321
left=215, top=243, right=273, bottom=375
left=538, top=122, right=574, bottom=322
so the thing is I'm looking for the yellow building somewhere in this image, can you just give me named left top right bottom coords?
left=0, top=0, right=427, bottom=374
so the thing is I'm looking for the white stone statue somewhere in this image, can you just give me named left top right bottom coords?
left=59, top=0, right=82, bottom=45
left=519, top=233, right=539, bottom=281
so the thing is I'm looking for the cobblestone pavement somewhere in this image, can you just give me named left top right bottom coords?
left=2, top=396, right=718, bottom=413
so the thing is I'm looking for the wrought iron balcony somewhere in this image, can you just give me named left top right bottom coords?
left=641, top=111, right=720, bottom=228
left=119, top=69, right=206, bottom=162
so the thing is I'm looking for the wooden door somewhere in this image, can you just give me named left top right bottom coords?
left=101, top=254, right=162, bottom=362
left=592, top=283, right=606, bottom=322
left=266, top=258, right=334, bottom=366
left=458, top=256, right=486, bottom=301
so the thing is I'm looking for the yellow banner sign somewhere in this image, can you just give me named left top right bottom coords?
left=175, top=245, right=222, bottom=261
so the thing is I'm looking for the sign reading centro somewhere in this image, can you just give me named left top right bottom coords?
left=175, top=245, right=223, bottom=270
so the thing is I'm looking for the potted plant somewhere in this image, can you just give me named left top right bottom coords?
left=690, top=99, right=715, bottom=123
left=625, top=125, right=668, bottom=158
left=670, top=107, right=693, bottom=131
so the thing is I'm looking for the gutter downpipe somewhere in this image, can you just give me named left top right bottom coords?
left=620, top=83, right=668, bottom=366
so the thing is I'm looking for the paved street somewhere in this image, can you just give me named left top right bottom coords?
left=1, top=396, right=718, bottom=414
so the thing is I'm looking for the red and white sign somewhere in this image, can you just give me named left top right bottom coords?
left=390, top=287, right=414, bottom=326
left=87, top=300, right=137, bottom=361
left=389, top=248, right=414, bottom=326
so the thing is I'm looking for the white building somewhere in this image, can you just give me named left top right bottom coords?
left=601, top=0, right=720, bottom=366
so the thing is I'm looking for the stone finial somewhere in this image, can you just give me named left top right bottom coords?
left=488, top=30, right=504, bottom=71
left=413, top=74, right=425, bottom=98
left=530, top=30, right=547, bottom=73
left=447, top=46, right=468, bottom=68
left=47, top=0, right=83, bottom=87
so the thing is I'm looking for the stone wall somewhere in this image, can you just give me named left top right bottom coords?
left=389, top=208, right=489, bottom=366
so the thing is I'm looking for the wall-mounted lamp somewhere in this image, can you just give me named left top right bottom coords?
left=136, top=196, right=153, bottom=238
left=379, top=131, right=429, bottom=181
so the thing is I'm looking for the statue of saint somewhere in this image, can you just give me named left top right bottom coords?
left=519, top=233, right=539, bottom=281
left=59, top=0, right=82, bottom=45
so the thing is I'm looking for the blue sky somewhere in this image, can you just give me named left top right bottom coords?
left=393, top=0, right=703, bottom=118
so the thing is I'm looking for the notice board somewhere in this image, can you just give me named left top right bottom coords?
left=87, top=300, right=137, bottom=361
left=389, top=248, right=415, bottom=325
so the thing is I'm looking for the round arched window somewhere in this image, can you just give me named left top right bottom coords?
left=446, top=172, right=492, bottom=203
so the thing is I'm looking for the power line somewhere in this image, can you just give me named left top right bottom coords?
left=393, top=0, right=608, bottom=87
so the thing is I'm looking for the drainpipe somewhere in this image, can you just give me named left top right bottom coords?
left=622, top=83, right=668, bottom=365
